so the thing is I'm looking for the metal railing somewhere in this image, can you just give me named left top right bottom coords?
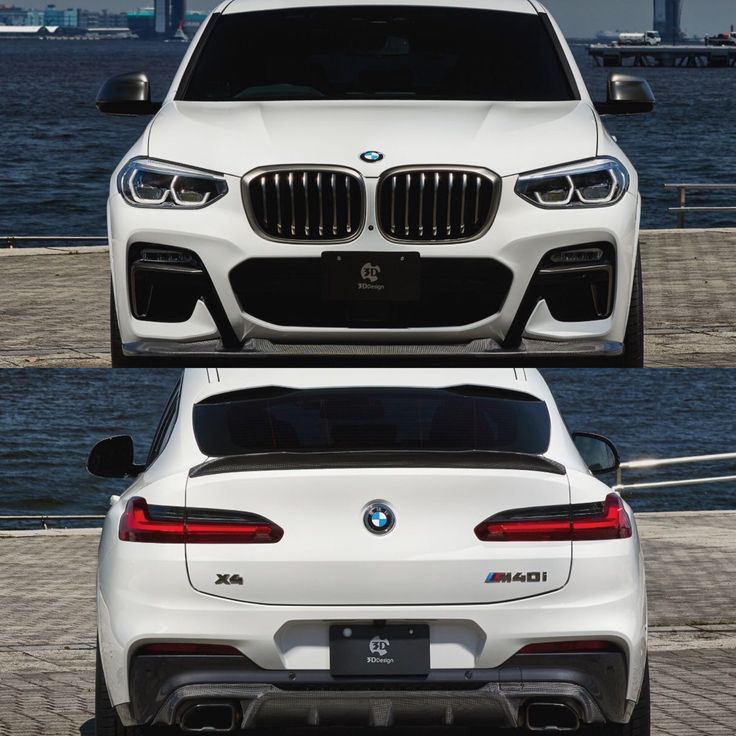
left=0, top=235, right=107, bottom=248
left=614, top=451, right=736, bottom=494
left=0, top=514, right=105, bottom=530
left=665, top=184, right=736, bottom=228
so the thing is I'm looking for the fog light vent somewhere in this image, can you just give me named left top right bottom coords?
left=139, top=248, right=198, bottom=266
left=548, top=247, right=604, bottom=265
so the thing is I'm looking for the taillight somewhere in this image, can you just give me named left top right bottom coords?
left=475, top=494, right=632, bottom=542
left=518, top=641, right=619, bottom=654
left=137, top=643, right=243, bottom=656
left=118, top=497, right=284, bottom=543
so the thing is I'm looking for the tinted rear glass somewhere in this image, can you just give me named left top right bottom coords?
left=182, top=7, right=575, bottom=102
left=193, top=387, right=551, bottom=457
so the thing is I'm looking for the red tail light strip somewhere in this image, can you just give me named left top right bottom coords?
left=137, top=643, right=243, bottom=656
left=475, top=494, right=632, bottom=542
left=118, top=497, right=284, bottom=543
left=518, top=640, right=619, bottom=654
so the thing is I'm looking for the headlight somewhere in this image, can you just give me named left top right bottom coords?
left=515, top=158, right=629, bottom=209
left=118, top=158, right=228, bottom=209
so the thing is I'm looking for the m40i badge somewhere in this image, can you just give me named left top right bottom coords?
left=485, top=571, right=549, bottom=584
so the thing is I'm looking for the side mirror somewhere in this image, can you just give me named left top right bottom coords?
left=595, top=73, right=655, bottom=116
left=87, top=435, right=144, bottom=478
left=572, top=432, right=620, bottom=476
left=96, top=72, right=162, bottom=116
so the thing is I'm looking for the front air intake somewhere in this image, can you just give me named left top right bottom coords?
left=377, top=166, right=500, bottom=243
left=243, top=166, right=365, bottom=242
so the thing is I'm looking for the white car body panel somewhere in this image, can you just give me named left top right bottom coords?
left=185, top=467, right=573, bottom=605
left=147, top=101, right=598, bottom=180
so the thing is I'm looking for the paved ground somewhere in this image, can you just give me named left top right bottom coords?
left=1, top=513, right=735, bottom=735
left=3, top=230, right=736, bottom=367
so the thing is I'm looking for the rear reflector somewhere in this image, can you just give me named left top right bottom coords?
left=118, top=497, right=284, bottom=543
left=518, top=641, right=619, bottom=654
left=475, top=494, right=632, bottom=542
left=137, top=643, right=243, bottom=656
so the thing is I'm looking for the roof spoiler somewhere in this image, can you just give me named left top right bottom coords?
left=190, top=451, right=566, bottom=478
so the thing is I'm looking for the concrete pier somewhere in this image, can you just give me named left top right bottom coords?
left=588, top=44, right=736, bottom=68
left=2, top=230, right=736, bottom=367
left=1, top=512, right=736, bottom=735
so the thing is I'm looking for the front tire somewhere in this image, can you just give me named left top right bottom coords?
left=95, top=645, right=141, bottom=736
left=593, top=660, right=651, bottom=736
left=621, top=247, right=644, bottom=368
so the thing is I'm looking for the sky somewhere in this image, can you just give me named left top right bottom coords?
left=64, top=0, right=736, bottom=39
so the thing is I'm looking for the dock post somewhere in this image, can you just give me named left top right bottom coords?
left=678, top=187, right=687, bottom=229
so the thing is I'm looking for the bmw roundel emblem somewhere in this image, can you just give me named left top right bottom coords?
left=363, top=503, right=395, bottom=535
left=360, top=150, right=384, bottom=163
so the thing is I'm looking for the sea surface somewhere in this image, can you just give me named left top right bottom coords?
left=1, top=39, right=736, bottom=241
left=1, top=369, right=735, bottom=527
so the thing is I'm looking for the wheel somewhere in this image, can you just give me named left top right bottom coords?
left=110, top=282, right=136, bottom=368
left=585, top=660, right=651, bottom=736
left=95, top=644, right=142, bottom=736
left=621, top=247, right=644, bottom=368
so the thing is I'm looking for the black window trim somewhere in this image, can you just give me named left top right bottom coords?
left=147, top=377, right=183, bottom=467
left=538, top=12, right=581, bottom=101
left=175, top=12, right=221, bottom=101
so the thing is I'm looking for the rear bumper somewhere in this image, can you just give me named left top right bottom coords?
left=122, top=652, right=629, bottom=729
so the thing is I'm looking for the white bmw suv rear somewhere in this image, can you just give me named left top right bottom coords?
left=98, top=0, right=654, bottom=367
left=90, top=368, right=649, bottom=734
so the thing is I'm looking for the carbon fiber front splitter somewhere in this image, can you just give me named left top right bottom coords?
left=122, top=337, right=624, bottom=366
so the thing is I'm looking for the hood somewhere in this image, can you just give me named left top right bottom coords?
left=147, top=100, right=598, bottom=179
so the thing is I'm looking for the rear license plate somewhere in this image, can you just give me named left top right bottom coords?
left=329, top=624, right=430, bottom=676
left=322, top=252, right=421, bottom=302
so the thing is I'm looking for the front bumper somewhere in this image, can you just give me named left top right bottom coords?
left=108, top=174, right=640, bottom=360
left=123, top=652, right=629, bottom=729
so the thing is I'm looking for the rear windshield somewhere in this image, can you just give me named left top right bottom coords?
left=193, top=387, right=551, bottom=457
left=181, top=7, right=575, bottom=102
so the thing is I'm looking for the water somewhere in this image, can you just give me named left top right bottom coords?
left=1, top=369, right=735, bottom=526
left=1, top=39, right=736, bottom=240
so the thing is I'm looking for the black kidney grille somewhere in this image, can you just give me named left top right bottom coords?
left=378, top=169, right=497, bottom=242
left=246, top=169, right=364, bottom=241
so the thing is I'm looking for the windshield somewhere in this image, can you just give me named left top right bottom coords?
left=192, top=386, right=551, bottom=457
left=181, top=7, right=576, bottom=102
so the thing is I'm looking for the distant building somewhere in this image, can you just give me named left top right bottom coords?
left=153, top=0, right=184, bottom=36
left=0, top=4, right=28, bottom=24
left=84, top=9, right=128, bottom=28
left=126, top=6, right=154, bottom=37
left=183, top=8, right=205, bottom=35
left=43, top=4, right=78, bottom=27
left=128, top=3, right=203, bottom=38
left=653, top=0, right=683, bottom=43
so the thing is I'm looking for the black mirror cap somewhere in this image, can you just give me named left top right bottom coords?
left=96, top=72, right=162, bottom=116
left=595, top=73, right=656, bottom=116
left=87, top=435, right=143, bottom=478
left=571, top=431, right=621, bottom=476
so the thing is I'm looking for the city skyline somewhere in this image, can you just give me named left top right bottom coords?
left=2, top=0, right=736, bottom=38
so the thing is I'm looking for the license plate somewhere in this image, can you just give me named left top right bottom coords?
left=329, top=624, right=430, bottom=676
left=322, top=252, right=421, bottom=302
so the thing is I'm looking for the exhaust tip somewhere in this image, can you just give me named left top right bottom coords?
left=526, top=701, right=580, bottom=732
left=180, top=702, right=239, bottom=733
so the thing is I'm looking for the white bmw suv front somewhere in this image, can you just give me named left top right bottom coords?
left=98, top=0, right=654, bottom=367
left=90, top=368, right=649, bottom=735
